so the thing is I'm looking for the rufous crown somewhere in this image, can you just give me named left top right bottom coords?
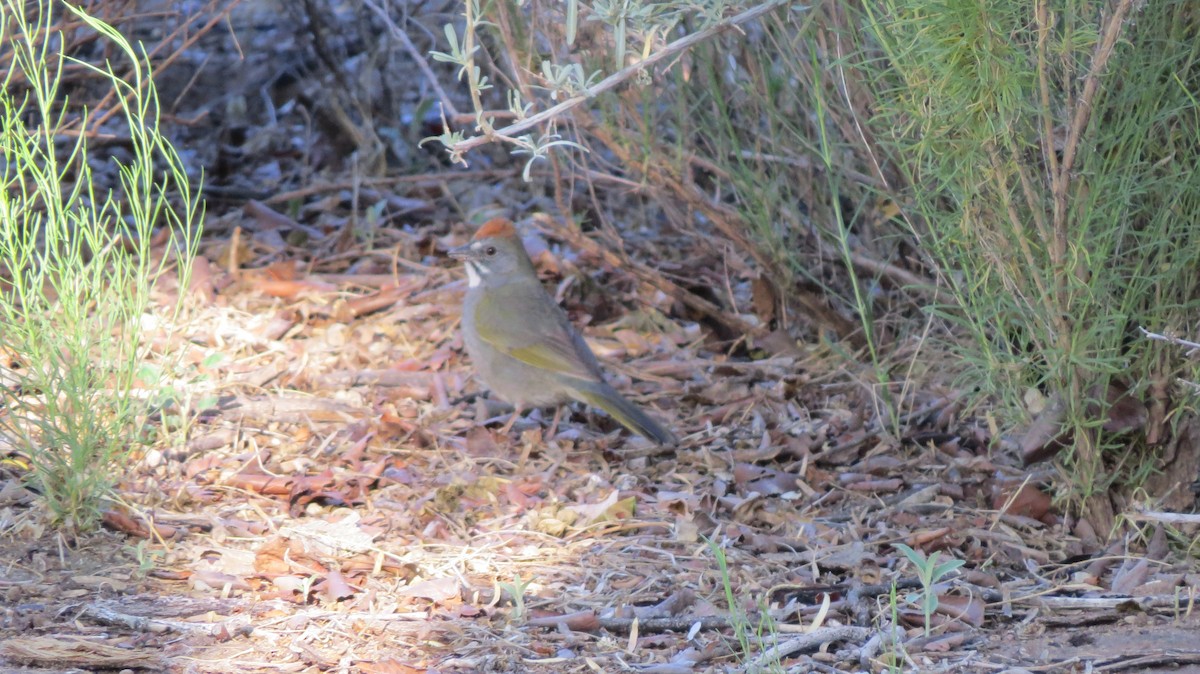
left=472, top=218, right=516, bottom=240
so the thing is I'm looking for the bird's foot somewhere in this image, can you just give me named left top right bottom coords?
left=497, top=405, right=524, bottom=435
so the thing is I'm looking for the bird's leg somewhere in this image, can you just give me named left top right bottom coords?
left=546, top=406, right=564, bottom=441
left=498, top=404, right=524, bottom=435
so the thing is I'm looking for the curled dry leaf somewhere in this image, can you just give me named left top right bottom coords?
left=397, top=576, right=460, bottom=603
left=254, top=537, right=296, bottom=575
left=1102, top=378, right=1149, bottom=434
left=244, top=199, right=302, bottom=230
left=1111, top=558, right=1151, bottom=595
left=992, top=483, right=1051, bottom=521
left=318, top=567, right=356, bottom=602
left=225, top=472, right=297, bottom=496
left=918, top=630, right=969, bottom=652
left=526, top=610, right=600, bottom=631
left=906, top=528, right=952, bottom=548
left=188, top=255, right=217, bottom=304
left=569, top=490, right=636, bottom=526
left=959, top=568, right=1001, bottom=588
left=1021, top=380, right=1149, bottom=465
left=101, top=509, right=177, bottom=540
left=255, top=277, right=338, bottom=299
left=191, top=569, right=252, bottom=593
left=465, top=425, right=501, bottom=456
left=934, top=593, right=985, bottom=627
left=1018, top=393, right=1068, bottom=464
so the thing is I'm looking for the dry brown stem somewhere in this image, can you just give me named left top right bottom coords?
left=448, top=0, right=792, bottom=157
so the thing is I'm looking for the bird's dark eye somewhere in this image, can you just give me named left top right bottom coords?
left=485, top=246, right=497, bottom=256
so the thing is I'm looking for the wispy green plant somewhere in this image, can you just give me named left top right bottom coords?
left=860, top=0, right=1200, bottom=520
left=499, top=574, right=532, bottom=621
left=706, top=537, right=782, bottom=673
left=126, top=537, right=166, bottom=577
left=893, top=543, right=964, bottom=637
left=0, top=0, right=201, bottom=531
left=888, top=580, right=902, bottom=666
left=656, top=5, right=923, bottom=449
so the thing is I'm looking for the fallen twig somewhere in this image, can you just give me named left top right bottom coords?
left=530, top=213, right=765, bottom=338
left=1128, top=508, right=1200, bottom=525
left=751, top=625, right=873, bottom=668
left=77, top=603, right=244, bottom=636
left=214, top=395, right=368, bottom=423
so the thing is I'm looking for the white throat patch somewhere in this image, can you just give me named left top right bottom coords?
left=465, top=261, right=483, bottom=287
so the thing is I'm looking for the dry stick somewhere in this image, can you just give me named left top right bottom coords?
left=596, top=614, right=734, bottom=634
left=529, top=214, right=764, bottom=338
left=751, top=626, right=873, bottom=669
left=1052, top=0, right=1136, bottom=246
left=556, top=580, right=988, bottom=637
left=1138, top=326, right=1200, bottom=353
left=217, top=395, right=368, bottom=424
left=843, top=249, right=939, bottom=300
left=91, top=0, right=238, bottom=128
left=1128, top=509, right=1200, bottom=525
left=1050, top=2, right=1137, bottom=521
left=1094, top=654, right=1200, bottom=673
left=584, top=123, right=862, bottom=342
left=1035, top=0, right=1060, bottom=214
left=361, top=0, right=461, bottom=119
left=1032, top=594, right=1192, bottom=612
left=448, top=0, right=793, bottom=157
left=78, top=603, right=244, bottom=636
left=806, top=394, right=954, bottom=456
left=1043, top=0, right=1134, bottom=375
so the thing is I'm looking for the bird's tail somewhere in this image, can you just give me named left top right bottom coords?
left=572, top=380, right=677, bottom=446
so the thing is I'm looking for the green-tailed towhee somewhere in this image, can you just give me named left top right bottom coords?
left=450, top=218, right=677, bottom=445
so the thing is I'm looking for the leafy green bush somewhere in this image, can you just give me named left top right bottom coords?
left=864, top=0, right=1200, bottom=519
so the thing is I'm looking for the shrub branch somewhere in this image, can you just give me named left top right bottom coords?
left=448, top=0, right=791, bottom=158
left=1053, top=0, right=1135, bottom=236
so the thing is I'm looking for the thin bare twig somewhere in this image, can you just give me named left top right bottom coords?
left=91, top=0, right=240, bottom=128
left=1128, top=509, right=1200, bottom=525
left=1139, top=326, right=1200, bottom=353
left=361, top=0, right=461, bottom=118
left=751, top=626, right=872, bottom=668
left=529, top=213, right=765, bottom=338
left=449, top=0, right=793, bottom=156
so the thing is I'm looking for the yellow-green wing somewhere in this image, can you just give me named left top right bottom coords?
left=473, top=283, right=602, bottom=381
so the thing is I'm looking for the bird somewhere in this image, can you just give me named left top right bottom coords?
left=449, top=218, right=677, bottom=445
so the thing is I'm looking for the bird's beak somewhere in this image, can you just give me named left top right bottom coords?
left=448, top=243, right=476, bottom=261
left=450, top=243, right=485, bottom=287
